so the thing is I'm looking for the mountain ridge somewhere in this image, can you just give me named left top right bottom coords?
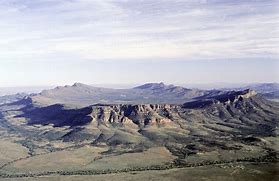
left=11, top=89, right=278, bottom=140
left=29, top=82, right=211, bottom=106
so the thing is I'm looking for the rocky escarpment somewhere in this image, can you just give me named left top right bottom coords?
left=0, top=93, right=29, bottom=105
left=183, top=89, right=257, bottom=109
left=20, top=103, right=179, bottom=128
left=88, top=104, right=180, bottom=128
left=14, top=89, right=278, bottom=142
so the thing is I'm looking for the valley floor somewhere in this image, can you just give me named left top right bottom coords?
left=0, top=162, right=278, bottom=181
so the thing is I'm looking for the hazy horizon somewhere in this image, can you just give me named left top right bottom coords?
left=1, top=81, right=279, bottom=88
left=0, top=81, right=278, bottom=96
left=0, top=0, right=278, bottom=86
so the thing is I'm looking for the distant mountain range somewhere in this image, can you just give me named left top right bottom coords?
left=29, top=82, right=213, bottom=107
left=222, top=83, right=279, bottom=101
left=0, top=93, right=28, bottom=105
left=1, top=82, right=278, bottom=106
left=242, top=83, right=279, bottom=100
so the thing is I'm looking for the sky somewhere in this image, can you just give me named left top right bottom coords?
left=0, top=0, right=278, bottom=87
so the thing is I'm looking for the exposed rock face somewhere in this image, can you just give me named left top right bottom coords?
left=20, top=103, right=179, bottom=128
left=222, top=83, right=279, bottom=100
left=240, top=89, right=257, bottom=98
left=183, top=89, right=257, bottom=109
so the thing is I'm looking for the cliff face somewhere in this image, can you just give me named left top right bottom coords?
left=183, top=89, right=258, bottom=108
left=87, top=104, right=179, bottom=128
left=21, top=103, right=179, bottom=128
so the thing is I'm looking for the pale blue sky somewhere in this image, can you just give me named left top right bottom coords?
left=0, top=0, right=278, bottom=86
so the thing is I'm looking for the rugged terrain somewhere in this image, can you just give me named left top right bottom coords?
left=0, top=93, right=28, bottom=105
left=222, top=83, right=279, bottom=101
left=0, top=83, right=278, bottom=180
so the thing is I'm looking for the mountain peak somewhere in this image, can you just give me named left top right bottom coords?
left=239, top=89, right=257, bottom=98
left=133, top=82, right=170, bottom=90
left=72, top=82, right=88, bottom=87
